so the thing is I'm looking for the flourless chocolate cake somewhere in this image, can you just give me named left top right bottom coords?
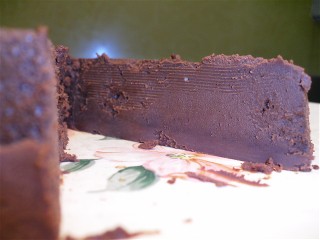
left=59, top=51, right=313, bottom=171
left=0, top=26, right=314, bottom=240
left=0, top=27, right=60, bottom=240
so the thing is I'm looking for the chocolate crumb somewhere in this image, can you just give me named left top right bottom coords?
left=138, top=140, right=158, bottom=149
left=170, top=54, right=181, bottom=60
left=312, top=165, right=319, bottom=170
left=167, top=177, right=176, bottom=184
left=241, top=158, right=282, bottom=174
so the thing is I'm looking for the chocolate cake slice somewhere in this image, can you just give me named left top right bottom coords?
left=0, top=27, right=60, bottom=240
left=62, top=52, right=313, bottom=171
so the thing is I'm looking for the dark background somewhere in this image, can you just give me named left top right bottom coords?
left=0, top=0, right=319, bottom=102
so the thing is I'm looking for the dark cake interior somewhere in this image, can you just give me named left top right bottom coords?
left=56, top=50, right=314, bottom=171
left=0, top=27, right=60, bottom=240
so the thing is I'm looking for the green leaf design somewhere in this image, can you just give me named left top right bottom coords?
left=166, top=153, right=193, bottom=160
left=61, top=159, right=96, bottom=173
left=107, top=166, right=157, bottom=191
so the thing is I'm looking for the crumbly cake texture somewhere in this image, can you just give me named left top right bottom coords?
left=138, top=140, right=159, bottom=149
left=241, top=158, right=282, bottom=174
left=0, top=27, right=60, bottom=240
left=55, top=46, right=77, bottom=161
left=59, top=51, right=313, bottom=171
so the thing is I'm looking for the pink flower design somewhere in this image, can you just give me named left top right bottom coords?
left=94, top=143, right=268, bottom=187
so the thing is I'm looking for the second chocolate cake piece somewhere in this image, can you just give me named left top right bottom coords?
left=0, top=27, right=60, bottom=240
left=63, top=52, right=313, bottom=171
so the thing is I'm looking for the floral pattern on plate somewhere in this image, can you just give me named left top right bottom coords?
left=62, top=131, right=269, bottom=191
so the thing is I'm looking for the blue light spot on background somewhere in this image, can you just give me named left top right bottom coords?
left=92, top=45, right=110, bottom=58
left=84, top=40, right=123, bottom=59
